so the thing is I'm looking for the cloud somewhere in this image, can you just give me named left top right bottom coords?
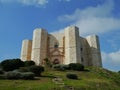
left=75, top=17, right=120, bottom=35
left=58, top=0, right=71, bottom=2
left=0, top=0, right=48, bottom=7
left=101, top=50, right=120, bottom=71
left=57, top=0, right=120, bottom=35
left=102, top=50, right=120, bottom=64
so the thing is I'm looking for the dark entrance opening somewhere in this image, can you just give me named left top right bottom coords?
left=53, top=59, right=60, bottom=64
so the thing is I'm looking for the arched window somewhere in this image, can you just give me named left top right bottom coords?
left=54, top=42, right=59, bottom=48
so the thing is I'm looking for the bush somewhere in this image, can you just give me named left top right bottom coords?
left=66, top=73, right=78, bottom=79
left=5, top=71, right=21, bottom=79
left=19, top=67, right=29, bottom=72
left=53, top=64, right=69, bottom=71
left=68, top=63, right=84, bottom=71
left=1, top=59, right=24, bottom=71
left=20, top=72, right=34, bottom=80
left=29, top=65, right=44, bottom=76
left=5, top=71, right=35, bottom=80
left=24, top=61, right=35, bottom=67
left=0, top=75, right=5, bottom=79
left=44, top=58, right=52, bottom=68
left=0, top=69, right=4, bottom=74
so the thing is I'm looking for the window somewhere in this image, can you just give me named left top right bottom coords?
left=54, top=44, right=58, bottom=48
left=81, top=48, right=83, bottom=51
left=81, top=57, right=84, bottom=62
left=54, top=42, right=59, bottom=48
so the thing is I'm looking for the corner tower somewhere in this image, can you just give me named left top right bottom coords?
left=20, top=40, right=32, bottom=61
left=31, top=28, right=48, bottom=65
left=64, top=26, right=81, bottom=64
left=86, top=35, right=102, bottom=67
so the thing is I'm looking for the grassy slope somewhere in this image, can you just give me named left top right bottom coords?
left=0, top=67, right=120, bottom=90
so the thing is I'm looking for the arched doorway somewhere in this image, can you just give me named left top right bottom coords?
left=53, top=59, right=60, bottom=64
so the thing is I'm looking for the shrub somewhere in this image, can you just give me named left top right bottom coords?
left=0, top=75, right=5, bottom=79
left=4, top=71, right=35, bottom=80
left=29, top=65, right=44, bottom=76
left=0, top=69, right=4, bottom=74
left=0, top=63, right=2, bottom=68
left=24, top=61, right=35, bottom=67
left=66, top=73, right=78, bottom=79
left=53, top=64, right=69, bottom=71
left=68, top=63, right=84, bottom=71
left=1, top=59, right=24, bottom=71
left=5, top=71, right=21, bottom=79
left=44, top=58, right=52, bottom=68
left=53, top=64, right=64, bottom=71
left=20, top=72, right=34, bottom=80
left=19, top=67, right=29, bottom=72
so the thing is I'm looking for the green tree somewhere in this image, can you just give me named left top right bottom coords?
left=29, top=65, right=44, bottom=76
left=44, top=58, right=52, bottom=68
left=1, top=59, right=24, bottom=71
left=69, top=63, right=84, bottom=71
left=24, top=61, right=35, bottom=67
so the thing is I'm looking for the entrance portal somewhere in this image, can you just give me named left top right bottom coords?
left=53, top=59, right=60, bottom=64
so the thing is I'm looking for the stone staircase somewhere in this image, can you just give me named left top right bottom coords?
left=52, top=77, right=74, bottom=90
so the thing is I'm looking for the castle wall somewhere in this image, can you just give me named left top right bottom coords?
left=86, top=35, right=102, bottom=67
left=31, top=28, right=48, bottom=65
left=79, top=37, right=89, bottom=66
left=50, top=33, right=65, bottom=48
left=20, top=26, right=102, bottom=67
left=20, top=40, right=32, bottom=61
left=65, top=26, right=81, bottom=64
left=48, top=33, right=65, bottom=64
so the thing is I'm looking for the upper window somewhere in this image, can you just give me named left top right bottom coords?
left=81, top=48, right=83, bottom=51
left=81, top=57, right=84, bottom=62
left=54, top=44, right=58, bottom=48
left=54, top=42, right=59, bottom=48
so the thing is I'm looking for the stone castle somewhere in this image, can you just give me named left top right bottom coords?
left=20, top=26, right=102, bottom=67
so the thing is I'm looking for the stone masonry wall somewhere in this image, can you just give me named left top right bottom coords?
left=86, top=35, right=102, bottom=67
left=21, top=40, right=32, bottom=61
left=31, top=28, right=48, bottom=65
left=20, top=26, right=102, bottom=67
left=65, top=26, right=81, bottom=64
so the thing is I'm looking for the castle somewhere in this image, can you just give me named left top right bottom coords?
left=20, top=26, right=102, bottom=67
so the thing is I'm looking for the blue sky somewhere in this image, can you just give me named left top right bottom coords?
left=0, top=0, right=120, bottom=71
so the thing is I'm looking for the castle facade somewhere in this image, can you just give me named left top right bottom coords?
left=20, top=26, right=102, bottom=67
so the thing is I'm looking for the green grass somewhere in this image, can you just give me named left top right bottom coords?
left=0, top=67, right=120, bottom=90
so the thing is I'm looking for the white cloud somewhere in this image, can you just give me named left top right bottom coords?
left=0, top=0, right=48, bottom=7
left=58, top=0, right=120, bottom=35
left=102, top=50, right=120, bottom=64
left=75, top=17, right=120, bottom=35
left=102, top=50, right=120, bottom=65
left=58, top=0, right=71, bottom=2
left=101, top=50, right=120, bottom=71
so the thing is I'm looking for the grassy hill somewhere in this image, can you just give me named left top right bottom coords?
left=0, top=67, right=120, bottom=90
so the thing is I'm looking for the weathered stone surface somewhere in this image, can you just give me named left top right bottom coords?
left=86, top=35, right=102, bottom=67
left=20, top=26, right=102, bottom=67
left=65, top=26, right=81, bottom=64
left=20, top=40, right=32, bottom=61
left=31, top=28, right=48, bottom=65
